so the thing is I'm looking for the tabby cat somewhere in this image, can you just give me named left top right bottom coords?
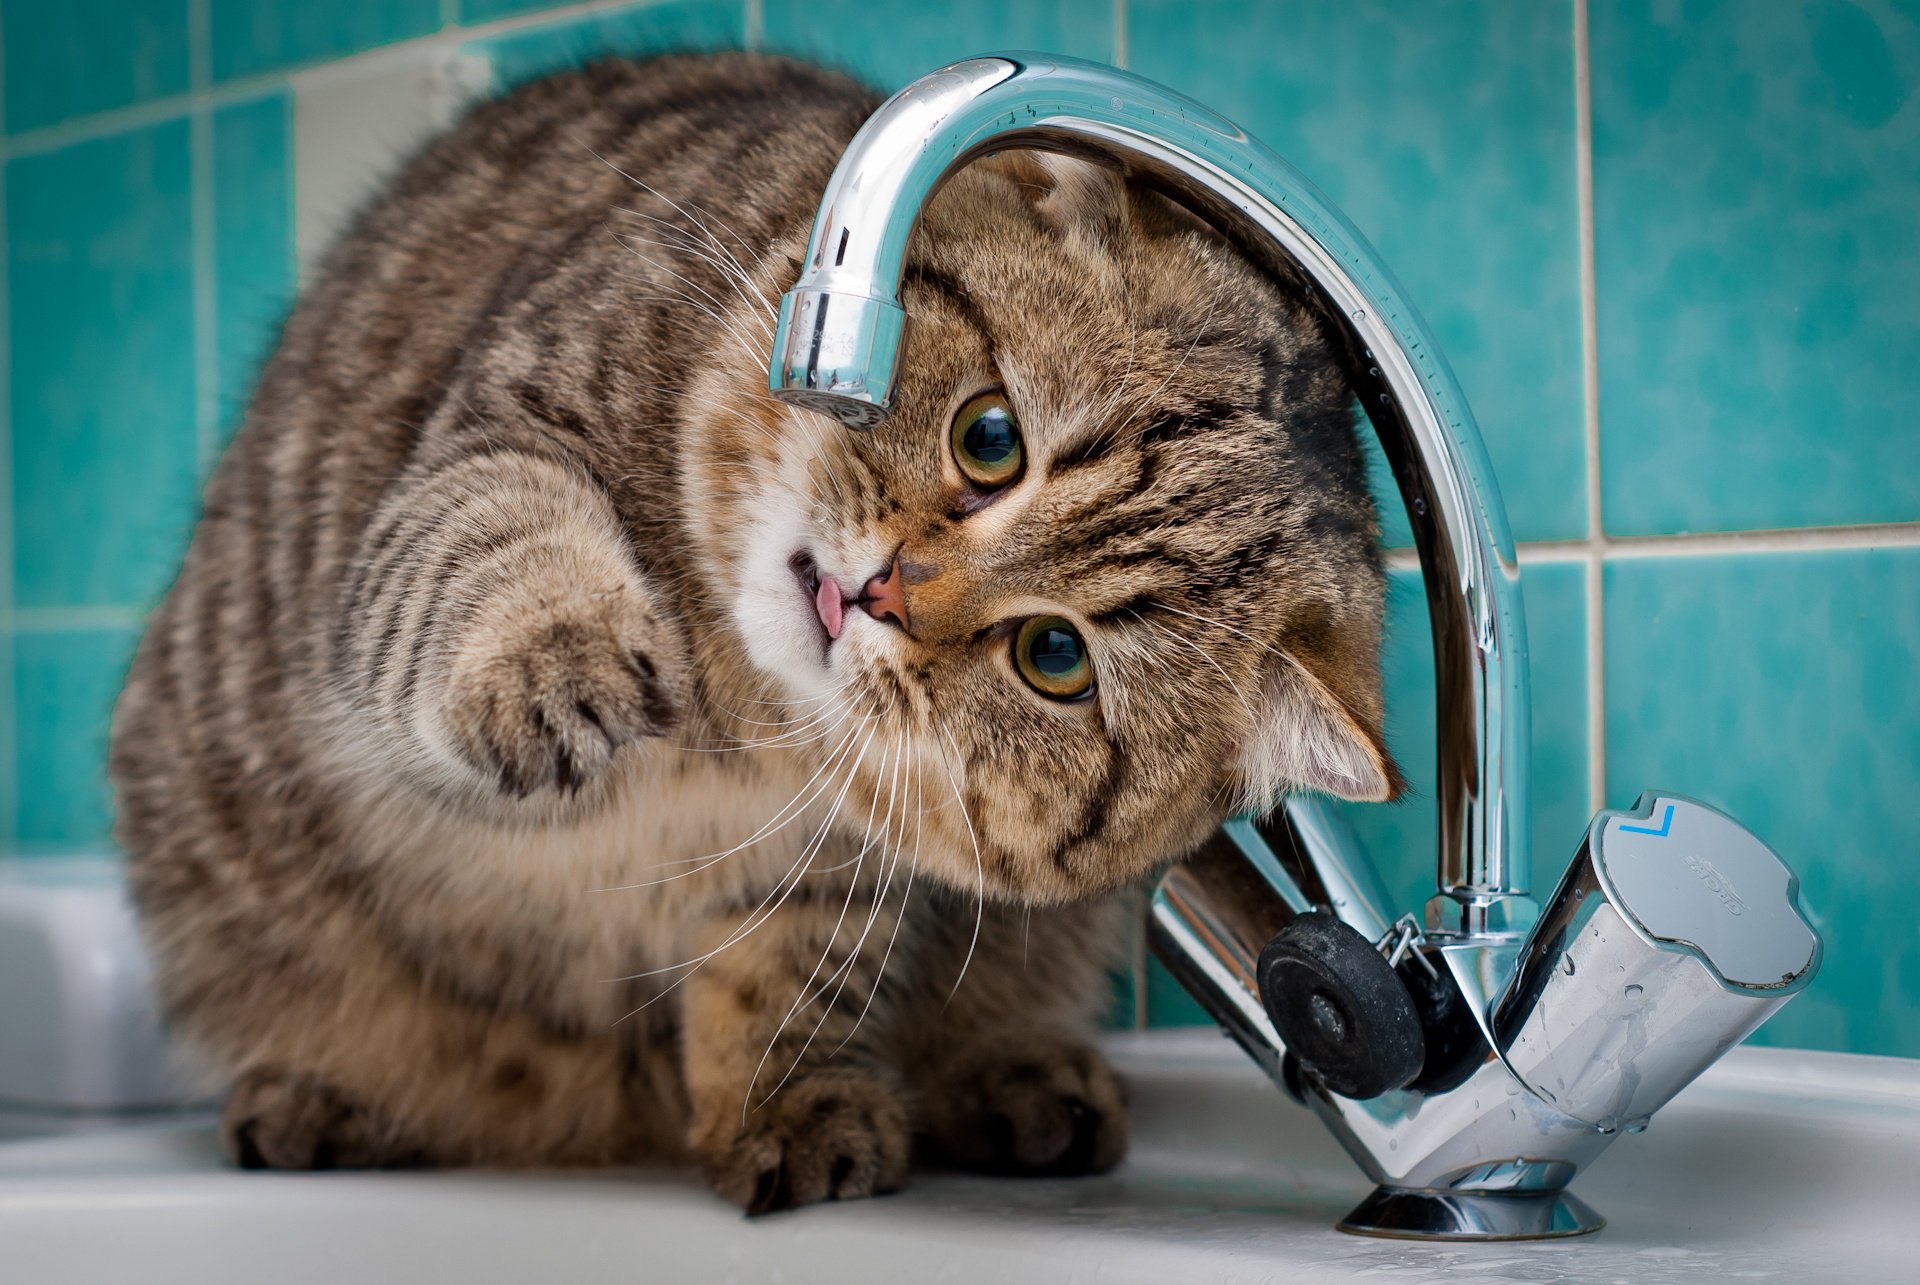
left=110, top=52, right=1397, bottom=1213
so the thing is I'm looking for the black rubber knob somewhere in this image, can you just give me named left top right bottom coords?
left=1257, top=912, right=1424, bottom=1099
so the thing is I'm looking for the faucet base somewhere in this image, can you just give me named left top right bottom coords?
left=1337, top=1187, right=1605, bottom=1241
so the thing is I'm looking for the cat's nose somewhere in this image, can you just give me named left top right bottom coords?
left=857, top=554, right=911, bottom=633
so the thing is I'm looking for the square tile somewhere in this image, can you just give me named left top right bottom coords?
left=8, top=121, right=200, bottom=611
left=477, top=0, right=747, bottom=90
left=209, top=0, right=442, bottom=83
left=1591, top=0, right=1920, bottom=534
left=212, top=93, right=296, bottom=439
left=1605, top=548, right=1920, bottom=1059
left=1129, top=1, right=1587, bottom=545
left=1337, top=560, right=1592, bottom=915
left=11, top=626, right=140, bottom=851
left=2, top=0, right=190, bottom=134
left=760, top=0, right=1114, bottom=91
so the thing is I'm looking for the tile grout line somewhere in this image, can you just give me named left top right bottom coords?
left=0, top=0, right=674, bottom=159
left=1574, top=0, right=1606, bottom=815
left=10, top=606, right=149, bottom=634
left=1112, top=0, right=1129, bottom=68
left=743, top=0, right=764, bottom=51
left=1384, top=521, right=1920, bottom=574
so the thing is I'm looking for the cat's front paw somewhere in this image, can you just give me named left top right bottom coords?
left=441, top=585, right=687, bottom=796
left=922, top=1040, right=1129, bottom=1176
left=222, top=1067, right=423, bottom=1170
left=699, top=1071, right=911, bottom=1215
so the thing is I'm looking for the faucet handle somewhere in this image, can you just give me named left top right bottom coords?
left=1493, top=792, right=1821, bottom=1131
left=1257, top=912, right=1425, bottom=1099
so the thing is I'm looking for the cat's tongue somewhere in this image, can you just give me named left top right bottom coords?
left=814, top=574, right=845, bottom=640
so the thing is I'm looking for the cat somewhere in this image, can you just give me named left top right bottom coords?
left=109, top=51, right=1397, bottom=1213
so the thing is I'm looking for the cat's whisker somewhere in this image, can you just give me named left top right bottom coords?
left=679, top=692, right=856, bottom=752
left=608, top=230, right=775, bottom=343
left=1132, top=609, right=1259, bottom=725
left=584, top=141, right=769, bottom=274
left=1151, top=600, right=1291, bottom=663
left=1114, top=293, right=1222, bottom=441
left=742, top=714, right=901, bottom=1115
left=931, top=720, right=986, bottom=1007
left=611, top=252, right=771, bottom=368
left=831, top=733, right=923, bottom=1056
left=592, top=707, right=862, bottom=888
left=608, top=209, right=773, bottom=323
left=605, top=715, right=880, bottom=1018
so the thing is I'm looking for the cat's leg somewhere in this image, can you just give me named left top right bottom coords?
left=206, top=965, right=684, bottom=1171
left=679, top=857, right=914, bottom=1213
left=202, top=432, right=696, bottom=1168
left=897, top=893, right=1135, bottom=1177
left=335, top=437, right=690, bottom=800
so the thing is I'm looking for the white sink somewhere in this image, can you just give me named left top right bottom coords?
left=2, top=1031, right=1911, bottom=1284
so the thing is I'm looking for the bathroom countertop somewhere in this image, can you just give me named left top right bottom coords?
left=2, top=1031, right=1913, bottom=1284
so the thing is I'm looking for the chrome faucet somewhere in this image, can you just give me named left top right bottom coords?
left=767, top=53, right=1821, bottom=1240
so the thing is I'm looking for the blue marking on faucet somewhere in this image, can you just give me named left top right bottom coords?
left=1619, top=804, right=1676, bottom=838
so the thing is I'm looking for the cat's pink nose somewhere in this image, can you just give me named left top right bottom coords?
left=858, top=556, right=910, bottom=633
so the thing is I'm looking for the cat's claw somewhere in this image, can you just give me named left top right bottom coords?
left=221, top=1067, right=423, bottom=1170
left=441, top=586, right=687, bottom=797
left=701, top=1072, right=911, bottom=1214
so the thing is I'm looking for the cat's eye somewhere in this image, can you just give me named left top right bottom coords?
left=1014, top=616, right=1094, bottom=701
left=950, top=391, right=1023, bottom=489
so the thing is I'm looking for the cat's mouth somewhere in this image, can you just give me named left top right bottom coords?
left=789, top=551, right=844, bottom=651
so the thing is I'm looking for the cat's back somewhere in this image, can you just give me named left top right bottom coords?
left=110, top=53, right=875, bottom=873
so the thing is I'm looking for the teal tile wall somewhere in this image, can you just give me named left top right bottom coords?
left=2, top=0, right=191, bottom=134
left=211, top=93, right=295, bottom=437
left=13, top=627, right=139, bottom=849
left=207, top=1, right=443, bottom=82
left=479, top=0, right=746, bottom=90
left=3, top=3, right=1917, bottom=1060
left=1592, top=0, right=1920, bottom=536
left=1130, top=0, right=1585, bottom=547
left=1605, top=549, right=1920, bottom=1058
left=761, top=0, right=1117, bottom=90
left=460, top=1, right=577, bottom=24
left=7, top=122, right=199, bottom=611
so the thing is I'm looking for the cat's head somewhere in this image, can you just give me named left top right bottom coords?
left=686, top=153, right=1400, bottom=903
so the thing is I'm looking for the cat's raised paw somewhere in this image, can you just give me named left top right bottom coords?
left=221, top=1067, right=422, bottom=1170
left=442, top=585, right=687, bottom=797
left=923, top=1041, right=1129, bottom=1176
left=701, top=1071, right=911, bottom=1215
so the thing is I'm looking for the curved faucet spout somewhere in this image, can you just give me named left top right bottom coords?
left=768, top=52, right=1533, bottom=933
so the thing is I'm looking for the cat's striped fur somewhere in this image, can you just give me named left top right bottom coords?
left=110, top=52, right=1394, bottom=1211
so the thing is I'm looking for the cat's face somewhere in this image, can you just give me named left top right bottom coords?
left=686, top=156, right=1397, bottom=903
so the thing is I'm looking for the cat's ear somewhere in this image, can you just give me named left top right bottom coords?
left=985, top=150, right=1130, bottom=237
left=1233, top=647, right=1400, bottom=808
